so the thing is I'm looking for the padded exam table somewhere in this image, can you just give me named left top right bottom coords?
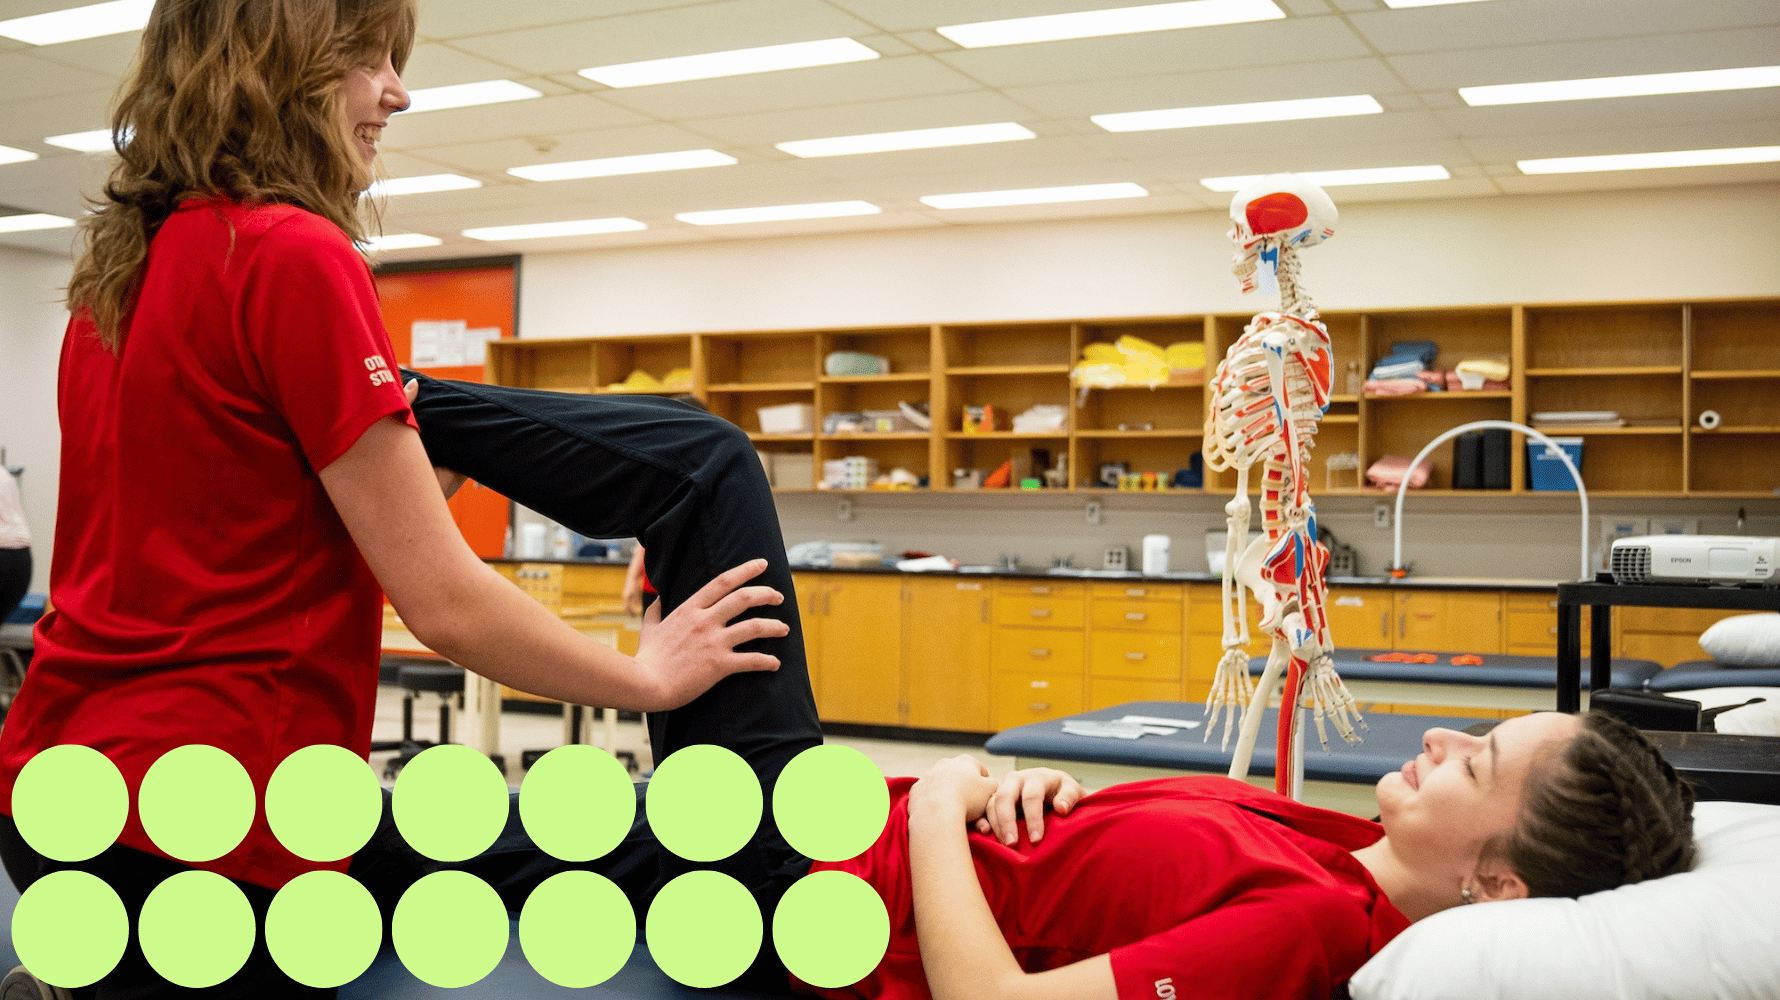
left=985, top=700, right=1486, bottom=817
left=1248, top=649, right=1664, bottom=713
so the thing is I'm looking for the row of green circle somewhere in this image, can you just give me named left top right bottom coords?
left=13, top=741, right=891, bottom=865
left=15, top=863, right=891, bottom=988
left=11, top=741, right=896, bottom=989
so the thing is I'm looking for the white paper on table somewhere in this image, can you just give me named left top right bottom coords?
left=464, top=327, right=498, bottom=366
left=1061, top=720, right=1181, bottom=739
left=410, top=320, right=442, bottom=366
left=435, top=319, right=468, bottom=366
left=1116, top=715, right=1203, bottom=730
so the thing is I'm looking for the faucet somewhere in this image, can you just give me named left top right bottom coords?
left=999, top=553, right=1022, bottom=572
left=1050, top=554, right=1076, bottom=569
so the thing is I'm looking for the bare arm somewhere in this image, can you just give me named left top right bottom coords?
left=908, top=756, right=1115, bottom=1000
left=318, top=414, right=787, bottom=711
left=622, top=544, right=647, bottom=617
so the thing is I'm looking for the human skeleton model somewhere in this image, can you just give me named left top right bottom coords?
left=1201, top=175, right=1363, bottom=798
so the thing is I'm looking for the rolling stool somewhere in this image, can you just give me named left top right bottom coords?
left=372, top=661, right=466, bottom=779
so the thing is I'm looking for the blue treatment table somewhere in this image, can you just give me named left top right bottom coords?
left=985, top=701, right=1488, bottom=817
left=0, top=877, right=782, bottom=999
left=1247, top=649, right=1664, bottom=713
left=1646, top=660, right=1780, bottom=694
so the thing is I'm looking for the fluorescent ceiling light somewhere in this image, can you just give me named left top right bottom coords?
left=0, top=213, right=76, bottom=233
left=508, top=149, right=736, bottom=182
left=0, top=0, right=152, bottom=45
left=361, top=233, right=443, bottom=251
left=0, top=146, right=38, bottom=166
left=404, top=79, right=542, bottom=114
left=778, top=123, right=1034, bottom=158
left=1517, top=145, right=1780, bottom=175
left=937, top=0, right=1284, bottom=48
left=368, top=174, right=481, bottom=197
left=1200, top=164, right=1450, bottom=191
left=45, top=128, right=124, bottom=152
left=1381, top=0, right=1502, bottom=7
left=462, top=217, right=646, bottom=241
left=580, top=37, right=879, bottom=88
left=1461, top=65, right=1780, bottom=106
left=1094, top=94, right=1382, bottom=131
left=676, top=201, right=881, bottom=226
left=921, top=182, right=1149, bottom=209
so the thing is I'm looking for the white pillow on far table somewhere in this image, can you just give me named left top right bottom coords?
left=1698, top=612, right=1780, bottom=667
left=1349, top=800, right=1780, bottom=1000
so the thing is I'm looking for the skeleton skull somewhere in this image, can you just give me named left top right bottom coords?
left=1229, top=172, right=1338, bottom=248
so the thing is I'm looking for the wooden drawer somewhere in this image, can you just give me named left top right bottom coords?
left=1090, top=598, right=1183, bottom=633
left=1089, top=633, right=1182, bottom=680
left=1000, top=580, right=1085, bottom=599
left=1506, top=612, right=1593, bottom=655
left=1088, top=582, right=1182, bottom=602
left=991, top=672, right=1084, bottom=730
left=1505, top=592, right=1562, bottom=614
left=991, top=628, right=1084, bottom=673
left=996, top=592, right=1086, bottom=628
left=1616, top=607, right=1746, bottom=636
left=1088, top=677, right=1183, bottom=711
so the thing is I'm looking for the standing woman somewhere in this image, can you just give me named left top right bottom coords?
left=0, top=1, right=786, bottom=994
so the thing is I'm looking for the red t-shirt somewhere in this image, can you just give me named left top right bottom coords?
left=799, top=776, right=1409, bottom=1000
left=0, top=197, right=414, bottom=889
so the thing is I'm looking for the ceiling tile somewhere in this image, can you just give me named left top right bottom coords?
left=0, top=51, right=120, bottom=102
left=420, top=121, right=745, bottom=173
left=1386, top=27, right=1780, bottom=91
left=416, top=0, right=685, bottom=41
left=399, top=42, right=539, bottom=88
left=1460, top=116, right=1780, bottom=162
left=10, top=33, right=139, bottom=77
left=1434, top=90, right=1780, bottom=139
left=929, top=17, right=1373, bottom=90
left=1004, top=58, right=1406, bottom=118
left=0, top=88, right=115, bottom=149
left=451, top=0, right=876, bottom=74
left=385, top=93, right=652, bottom=150
left=679, top=90, right=1040, bottom=148
left=593, top=54, right=983, bottom=121
left=1346, top=0, right=1780, bottom=55
left=824, top=1, right=1164, bottom=34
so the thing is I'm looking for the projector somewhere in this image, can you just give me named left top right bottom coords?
left=1609, top=535, right=1778, bottom=586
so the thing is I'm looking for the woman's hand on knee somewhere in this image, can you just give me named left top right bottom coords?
left=975, top=768, right=1088, bottom=846
left=636, top=558, right=788, bottom=708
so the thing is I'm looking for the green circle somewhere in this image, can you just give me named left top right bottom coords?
left=138, top=870, right=256, bottom=988
left=391, top=744, right=507, bottom=862
left=265, top=744, right=382, bottom=862
left=13, top=744, right=127, bottom=862
left=518, top=745, right=636, bottom=862
left=772, top=745, right=890, bottom=862
left=12, top=870, right=128, bottom=988
left=137, top=744, right=256, bottom=863
left=772, top=871, right=890, bottom=989
left=265, top=870, right=382, bottom=987
left=391, top=870, right=508, bottom=987
left=645, top=745, right=761, bottom=862
left=645, top=870, right=762, bottom=988
left=518, top=870, right=635, bottom=987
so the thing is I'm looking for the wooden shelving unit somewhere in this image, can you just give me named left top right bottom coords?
left=486, top=297, right=1780, bottom=498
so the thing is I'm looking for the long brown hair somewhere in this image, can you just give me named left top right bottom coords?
left=1490, top=710, right=1695, bottom=898
left=67, top=0, right=417, bottom=351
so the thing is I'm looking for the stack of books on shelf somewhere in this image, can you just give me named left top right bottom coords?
left=1532, top=410, right=1625, bottom=431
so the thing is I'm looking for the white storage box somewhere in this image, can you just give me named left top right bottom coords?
left=757, top=402, right=813, bottom=435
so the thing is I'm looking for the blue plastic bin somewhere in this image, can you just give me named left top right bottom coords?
left=1527, top=438, right=1584, bottom=491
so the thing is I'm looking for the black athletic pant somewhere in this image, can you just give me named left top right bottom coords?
left=1, top=379, right=821, bottom=995
left=0, top=548, right=28, bottom=625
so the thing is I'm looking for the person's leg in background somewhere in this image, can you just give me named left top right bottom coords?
left=0, top=548, right=29, bottom=624
left=401, top=373, right=820, bottom=991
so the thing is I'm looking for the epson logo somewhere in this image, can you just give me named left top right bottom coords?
left=1669, top=556, right=1694, bottom=563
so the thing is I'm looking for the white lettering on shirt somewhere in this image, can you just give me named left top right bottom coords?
left=1155, top=978, right=1176, bottom=1000
left=364, top=355, right=394, bottom=386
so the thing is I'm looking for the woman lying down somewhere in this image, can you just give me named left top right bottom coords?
left=398, top=378, right=1695, bottom=1000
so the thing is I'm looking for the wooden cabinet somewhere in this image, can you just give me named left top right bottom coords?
left=806, top=575, right=904, bottom=725
left=1394, top=590, right=1502, bottom=653
left=488, top=298, right=1779, bottom=500
left=904, top=577, right=991, bottom=731
left=1504, top=591, right=1592, bottom=658
left=1615, top=606, right=1747, bottom=667
left=1324, top=586, right=1392, bottom=648
left=991, top=580, right=1086, bottom=728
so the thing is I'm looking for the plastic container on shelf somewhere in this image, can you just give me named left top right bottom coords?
left=1527, top=438, right=1585, bottom=491
left=757, top=402, right=814, bottom=434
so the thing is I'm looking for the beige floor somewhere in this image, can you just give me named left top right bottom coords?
left=368, top=684, right=1017, bottom=788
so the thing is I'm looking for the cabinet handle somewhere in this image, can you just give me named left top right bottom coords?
left=1030, top=680, right=1049, bottom=688
left=1031, top=586, right=1051, bottom=595
left=1547, top=600, right=1558, bottom=609
left=1126, top=612, right=1147, bottom=621
left=1029, top=649, right=1050, bottom=657
left=1125, top=652, right=1146, bottom=660
left=1028, top=702, right=1051, bottom=711
left=1399, top=613, right=1406, bottom=637
left=1126, top=588, right=1147, bottom=597
left=957, top=582, right=981, bottom=591
left=981, top=598, right=990, bottom=623
left=1030, top=608, right=1052, bottom=618
left=1547, top=627, right=1557, bottom=635
left=1381, top=612, right=1388, bottom=637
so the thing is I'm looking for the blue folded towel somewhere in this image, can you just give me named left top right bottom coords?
left=1390, top=340, right=1438, bottom=368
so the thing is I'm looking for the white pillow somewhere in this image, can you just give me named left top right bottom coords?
left=1698, top=612, right=1780, bottom=667
left=1350, top=800, right=1780, bottom=1000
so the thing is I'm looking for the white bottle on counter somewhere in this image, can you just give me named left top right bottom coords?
left=1142, top=534, right=1170, bottom=576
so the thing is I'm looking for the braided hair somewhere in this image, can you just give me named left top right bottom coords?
left=1487, top=711, right=1695, bottom=898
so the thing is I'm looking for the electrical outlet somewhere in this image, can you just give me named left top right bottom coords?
left=836, top=498, right=854, bottom=522
left=1373, top=504, right=1391, bottom=530
left=1085, top=500, right=1102, bottom=526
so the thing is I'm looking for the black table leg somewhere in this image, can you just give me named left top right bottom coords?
left=1589, top=603, right=1614, bottom=698
left=1556, top=601, right=1581, bottom=713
